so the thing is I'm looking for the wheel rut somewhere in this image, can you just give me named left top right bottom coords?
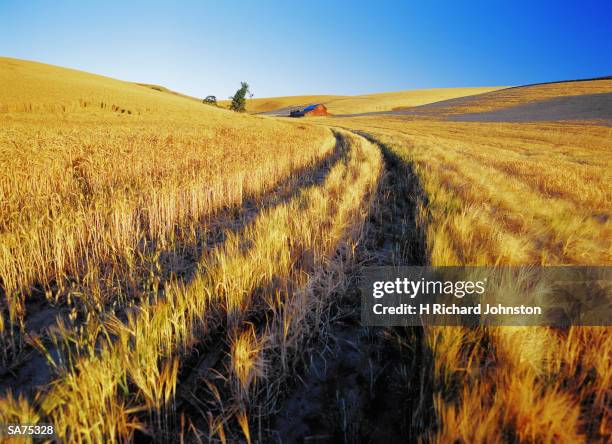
left=269, top=131, right=434, bottom=443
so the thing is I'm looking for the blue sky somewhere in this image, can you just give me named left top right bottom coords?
left=1, top=1, right=611, bottom=98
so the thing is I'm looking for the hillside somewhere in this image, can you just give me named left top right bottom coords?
left=0, top=57, right=200, bottom=115
left=0, top=56, right=334, bottom=362
left=135, top=82, right=203, bottom=103
left=221, top=87, right=505, bottom=115
left=323, top=87, right=506, bottom=114
left=388, top=77, right=612, bottom=119
left=218, top=94, right=347, bottom=113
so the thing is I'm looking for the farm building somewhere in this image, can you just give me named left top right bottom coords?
left=289, top=103, right=330, bottom=117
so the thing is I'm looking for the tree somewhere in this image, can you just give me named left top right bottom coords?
left=229, top=82, right=250, bottom=112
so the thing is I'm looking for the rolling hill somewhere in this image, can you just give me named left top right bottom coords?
left=322, top=87, right=506, bottom=114
left=218, top=94, right=347, bottom=113
left=219, top=87, right=506, bottom=115
left=387, top=77, right=612, bottom=119
left=0, top=56, right=336, bottom=358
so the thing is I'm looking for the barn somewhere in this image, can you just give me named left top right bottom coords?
left=289, top=103, right=330, bottom=117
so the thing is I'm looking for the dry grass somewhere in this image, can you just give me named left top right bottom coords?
left=331, top=113, right=612, bottom=442
left=331, top=118, right=611, bottom=265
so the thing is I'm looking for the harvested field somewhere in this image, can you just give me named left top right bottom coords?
left=384, top=77, right=612, bottom=120
left=449, top=92, right=612, bottom=122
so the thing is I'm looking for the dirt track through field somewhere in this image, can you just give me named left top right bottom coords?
left=164, top=130, right=433, bottom=442
left=269, top=132, right=433, bottom=442
left=151, top=130, right=360, bottom=441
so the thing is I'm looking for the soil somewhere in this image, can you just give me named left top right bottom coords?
left=449, top=92, right=612, bottom=123
left=268, top=132, right=432, bottom=443
left=332, top=91, right=612, bottom=123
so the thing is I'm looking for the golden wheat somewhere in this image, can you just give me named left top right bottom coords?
left=0, top=58, right=336, bottom=367
left=0, top=127, right=382, bottom=442
left=330, top=113, right=611, bottom=442
left=2, top=57, right=610, bottom=442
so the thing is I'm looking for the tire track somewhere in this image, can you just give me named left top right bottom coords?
left=269, top=131, right=434, bottom=443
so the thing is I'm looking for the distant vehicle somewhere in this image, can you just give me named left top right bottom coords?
left=203, top=95, right=217, bottom=105
left=289, top=104, right=330, bottom=117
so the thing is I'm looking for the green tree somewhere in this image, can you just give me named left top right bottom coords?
left=229, top=82, right=250, bottom=112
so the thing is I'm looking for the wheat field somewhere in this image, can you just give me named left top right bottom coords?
left=329, top=112, right=611, bottom=442
left=393, top=78, right=612, bottom=115
left=320, top=87, right=506, bottom=115
left=218, top=95, right=347, bottom=113
left=0, top=57, right=335, bottom=352
left=219, top=87, right=505, bottom=115
left=1, top=57, right=610, bottom=443
left=0, top=58, right=384, bottom=442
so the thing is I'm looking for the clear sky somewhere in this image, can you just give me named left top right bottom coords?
left=1, top=1, right=611, bottom=99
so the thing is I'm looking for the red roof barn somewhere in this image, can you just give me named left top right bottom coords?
left=289, top=104, right=330, bottom=117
